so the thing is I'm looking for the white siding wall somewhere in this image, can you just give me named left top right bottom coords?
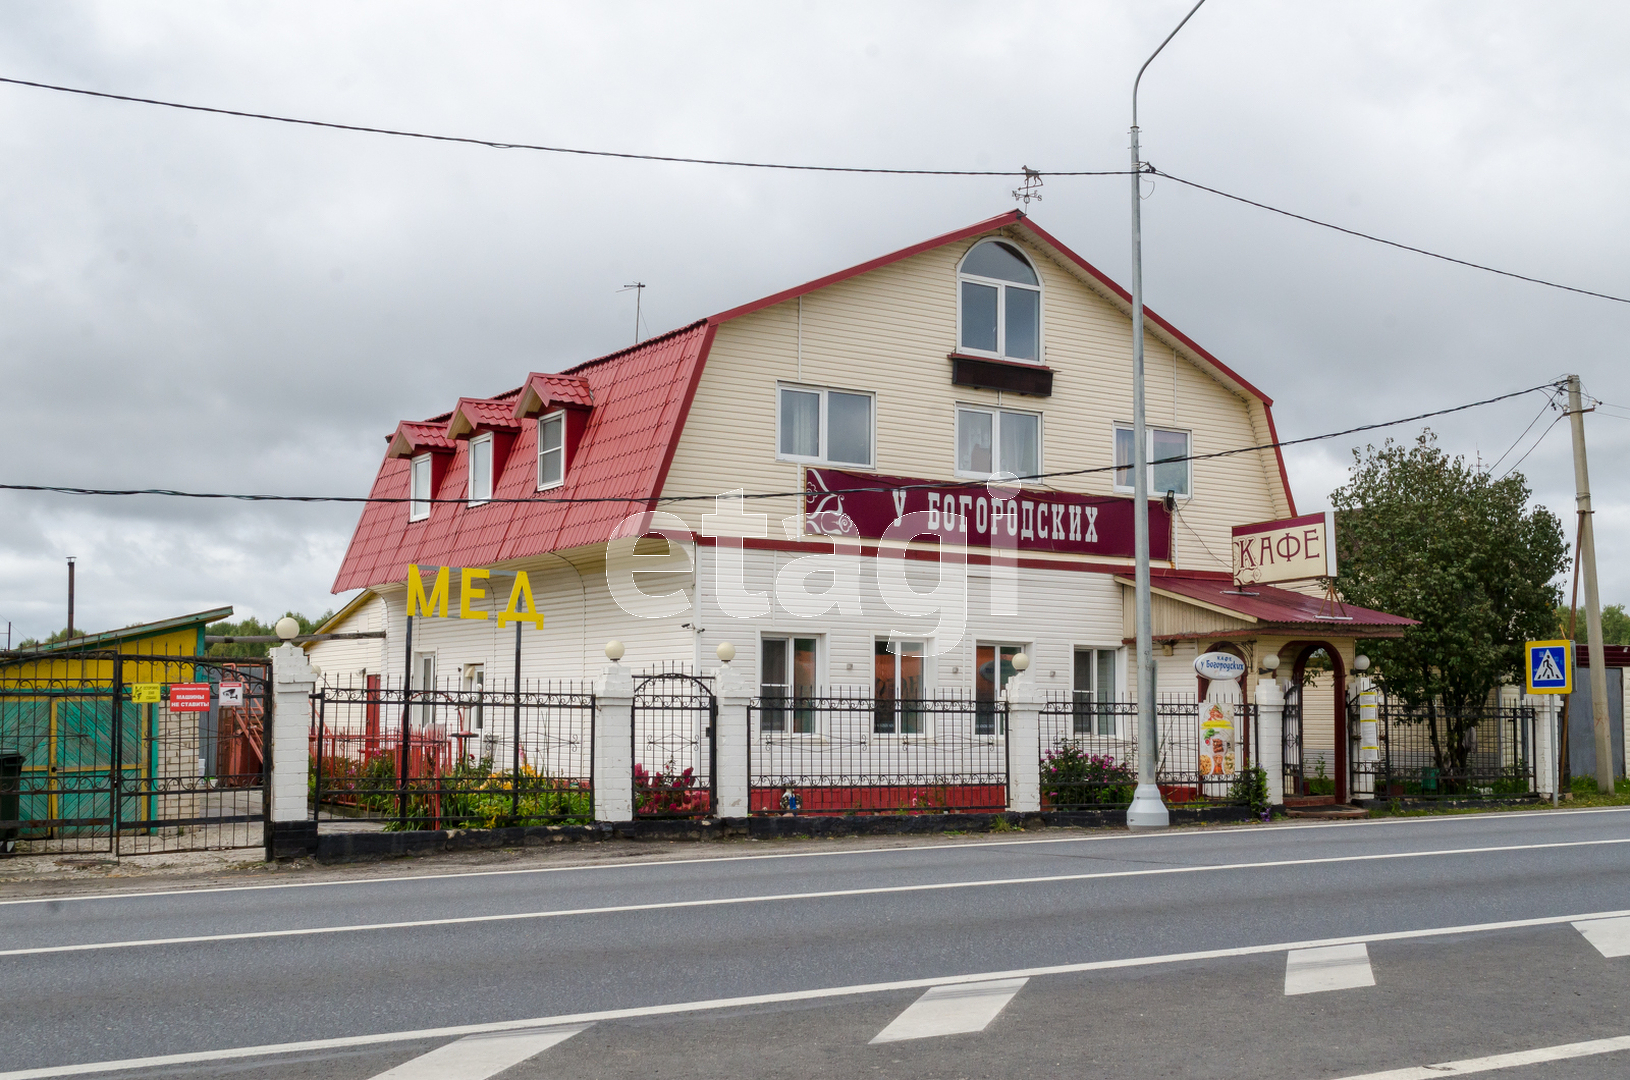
left=660, top=227, right=1287, bottom=573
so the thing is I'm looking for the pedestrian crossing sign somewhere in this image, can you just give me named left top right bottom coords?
left=1525, top=639, right=1572, bottom=695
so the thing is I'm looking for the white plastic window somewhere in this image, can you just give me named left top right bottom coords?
left=537, top=412, right=565, bottom=490
left=1114, top=426, right=1191, bottom=497
left=956, top=407, right=1040, bottom=479
left=409, top=454, right=432, bottom=521
left=958, top=240, right=1042, bottom=362
left=468, top=435, right=493, bottom=504
left=777, top=385, right=873, bottom=467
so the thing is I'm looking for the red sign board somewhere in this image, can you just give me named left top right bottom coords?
left=805, top=468, right=1172, bottom=561
left=167, top=683, right=212, bottom=712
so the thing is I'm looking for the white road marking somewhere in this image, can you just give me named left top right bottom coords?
left=4, top=805, right=1623, bottom=908
left=365, top=1025, right=589, bottom=1079
left=1284, top=944, right=1375, bottom=995
left=7, top=836, right=1628, bottom=958
left=1316, top=1033, right=1630, bottom=1079
left=5, top=907, right=1630, bottom=1080
left=870, top=979, right=1027, bottom=1043
left=1575, top=915, right=1630, bottom=957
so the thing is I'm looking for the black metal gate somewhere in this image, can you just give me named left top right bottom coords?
left=0, top=652, right=270, bottom=856
left=632, top=673, right=714, bottom=818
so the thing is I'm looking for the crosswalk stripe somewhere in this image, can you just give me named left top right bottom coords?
left=1575, top=916, right=1630, bottom=957
left=365, top=1024, right=590, bottom=1079
left=1315, top=1033, right=1630, bottom=1079
left=1284, top=943, right=1375, bottom=995
left=870, top=978, right=1027, bottom=1044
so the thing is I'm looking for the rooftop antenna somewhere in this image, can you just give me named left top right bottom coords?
left=620, top=282, right=646, bottom=344
left=1012, top=166, right=1043, bottom=210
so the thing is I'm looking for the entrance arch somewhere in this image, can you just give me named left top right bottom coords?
left=1285, top=642, right=1348, bottom=803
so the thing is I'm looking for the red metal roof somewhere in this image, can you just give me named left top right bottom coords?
left=447, top=396, right=522, bottom=438
left=385, top=420, right=456, bottom=460
left=333, top=320, right=713, bottom=592
left=335, top=213, right=1298, bottom=592
left=514, top=373, right=595, bottom=417
left=1127, top=571, right=1418, bottom=630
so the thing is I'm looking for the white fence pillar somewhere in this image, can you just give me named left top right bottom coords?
left=713, top=662, right=751, bottom=819
left=268, top=643, right=318, bottom=858
left=593, top=663, right=635, bottom=822
left=1532, top=694, right=1557, bottom=798
left=1255, top=679, right=1285, bottom=808
left=1004, top=673, right=1041, bottom=814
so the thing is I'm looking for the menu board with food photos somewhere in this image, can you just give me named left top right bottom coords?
left=1198, top=699, right=1237, bottom=777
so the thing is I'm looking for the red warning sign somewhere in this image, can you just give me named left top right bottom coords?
left=167, top=683, right=212, bottom=711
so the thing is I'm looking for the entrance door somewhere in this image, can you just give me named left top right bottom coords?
left=1290, top=644, right=1348, bottom=802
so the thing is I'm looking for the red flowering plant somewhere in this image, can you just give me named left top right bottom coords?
left=633, top=761, right=711, bottom=815
left=1041, top=744, right=1136, bottom=808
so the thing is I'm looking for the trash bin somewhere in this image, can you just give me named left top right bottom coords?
left=0, top=753, right=23, bottom=851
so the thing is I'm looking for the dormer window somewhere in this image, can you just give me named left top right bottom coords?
left=958, top=240, right=1041, bottom=362
left=468, top=434, right=493, bottom=504
left=537, top=412, right=565, bottom=489
left=409, top=454, right=432, bottom=521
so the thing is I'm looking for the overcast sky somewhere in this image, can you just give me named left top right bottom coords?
left=2, top=1, right=1626, bottom=642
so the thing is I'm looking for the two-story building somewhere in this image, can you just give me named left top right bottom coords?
left=323, top=210, right=1414, bottom=805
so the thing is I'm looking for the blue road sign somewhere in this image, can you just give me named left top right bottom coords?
left=1525, top=640, right=1572, bottom=695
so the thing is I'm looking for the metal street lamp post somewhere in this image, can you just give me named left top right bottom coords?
left=1126, top=0, right=1209, bottom=830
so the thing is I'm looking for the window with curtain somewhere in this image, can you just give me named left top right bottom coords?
left=777, top=385, right=873, bottom=466
left=1113, top=425, right=1191, bottom=497
left=956, top=407, right=1040, bottom=479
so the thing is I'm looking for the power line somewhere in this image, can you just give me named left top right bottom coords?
left=1487, top=390, right=1562, bottom=475
left=1152, top=168, right=1630, bottom=306
left=1499, top=412, right=1568, bottom=480
left=0, top=75, right=1125, bottom=178
left=0, top=380, right=1561, bottom=508
left=9, top=76, right=1630, bottom=309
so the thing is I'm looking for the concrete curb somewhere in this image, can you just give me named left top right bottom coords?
left=309, top=803, right=1260, bottom=863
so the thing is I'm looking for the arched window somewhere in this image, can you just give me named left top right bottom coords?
left=958, top=240, right=1041, bottom=362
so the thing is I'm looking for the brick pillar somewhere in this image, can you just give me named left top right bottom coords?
left=1532, top=694, right=1557, bottom=798
left=1004, top=670, right=1041, bottom=813
left=268, top=643, right=318, bottom=858
left=1255, top=678, right=1285, bottom=808
left=593, top=663, right=635, bottom=822
left=713, top=661, right=751, bottom=819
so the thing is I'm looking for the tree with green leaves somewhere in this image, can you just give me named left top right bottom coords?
left=206, top=611, right=332, bottom=657
left=1331, top=431, right=1568, bottom=777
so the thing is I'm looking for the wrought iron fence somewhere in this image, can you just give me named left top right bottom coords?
left=632, top=672, right=715, bottom=819
left=748, top=691, right=1009, bottom=814
left=310, top=677, right=594, bottom=830
left=1361, top=700, right=1534, bottom=800
left=1039, top=695, right=1258, bottom=809
left=0, top=651, right=270, bottom=856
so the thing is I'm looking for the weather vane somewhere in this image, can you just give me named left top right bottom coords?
left=1012, top=166, right=1043, bottom=209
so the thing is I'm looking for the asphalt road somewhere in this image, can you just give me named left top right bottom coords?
left=4, top=808, right=1630, bottom=1079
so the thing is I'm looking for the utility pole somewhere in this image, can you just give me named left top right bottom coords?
left=1125, top=0, right=1208, bottom=830
left=67, top=556, right=76, bottom=640
left=1566, top=375, right=1613, bottom=795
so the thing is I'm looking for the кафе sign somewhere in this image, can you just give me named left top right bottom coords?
left=804, top=468, right=1173, bottom=560
left=1231, top=511, right=1337, bottom=586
